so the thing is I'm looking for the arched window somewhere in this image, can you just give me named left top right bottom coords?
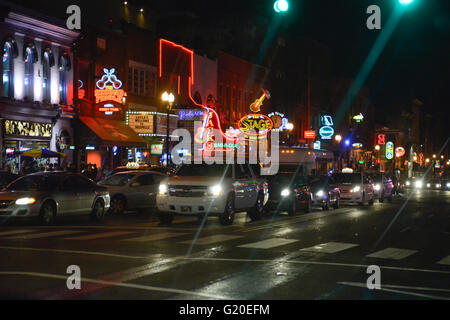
left=2, top=41, right=14, bottom=97
left=58, top=53, right=70, bottom=105
left=24, top=47, right=35, bottom=100
left=42, top=50, right=52, bottom=103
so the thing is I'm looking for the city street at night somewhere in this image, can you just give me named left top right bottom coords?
left=1, top=189, right=449, bottom=300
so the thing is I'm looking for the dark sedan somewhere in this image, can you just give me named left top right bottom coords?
left=309, top=177, right=340, bottom=210
left=266, top=169, right=312, bottom=215
left=0, top=172, right=110, bottom=225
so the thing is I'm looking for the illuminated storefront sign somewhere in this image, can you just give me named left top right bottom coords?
left=319, top=126, right=334, bottom=140
left=321, top=115, right=334, bottom=126
left=128, top=113, right=154, bottom=134
left=268, top=112, right=289, bottom=132
left=395, top=147, right=405, bottom=158
left=304, top=131, right=316, bottom=139
left=249, top=88, right=270, bottom=113
left=151, top=144, right=163, bottom=155
left=386, top=141, right=394, bottom=160
left=353, top=113, right=364, bottom=123
left=352, top=143, right=363, bottom=148
left=377, top=134, right=386, bottom=145
left=4, top=120, right=52, bottom=137
left=178, top=109, right=205, bottom=120
left=313, top=141, right=321, bottom=150
left=238, top=114, right=273, bottom=136
left=95, top=68, right=125, bottom=115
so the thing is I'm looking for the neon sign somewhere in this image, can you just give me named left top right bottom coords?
left=377, top=134, right=386, bottom=145
left=238, top=114, right=273, bottom=136
left=386, top=141, right=394, bottom=160
left=304, top=131, right=316, bottom=139
left=313, top=141, right=321, bottom=150
left=249, top=88, right=270, bottom=113
left=268, top=112, right=289, bottom=131
left=319, top=126, right=334, bottom=140
left=321, top=115, right=334, bottom=126
left=395, top=147, right=405, bottom=158
left=95, top=68, right=125, bottom=115
left=95, top=85, right=125, bottom=104
left=353, top=113, right=364, bottom=123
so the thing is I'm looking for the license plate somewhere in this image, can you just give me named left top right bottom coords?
left=181, top=206, right=192, bottom=213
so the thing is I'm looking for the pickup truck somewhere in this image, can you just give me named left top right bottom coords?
left=156, top=163, right=269, bottom=225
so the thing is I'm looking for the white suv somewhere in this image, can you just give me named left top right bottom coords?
left=156, top=163, right=269, bottom=225
left=331, top=172, right=375, bottom=205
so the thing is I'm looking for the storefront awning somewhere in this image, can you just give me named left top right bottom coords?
left=79, top=116, right=147, bottom=148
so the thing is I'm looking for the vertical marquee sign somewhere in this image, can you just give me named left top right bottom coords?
left=95, top=68, right=125, bottom=116
left=386, top=141, right=394, bottom=160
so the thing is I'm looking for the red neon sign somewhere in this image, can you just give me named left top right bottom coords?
left=238, top=114, right=273, bottom=137
left=377, top=134, right=386, bottom=145
left=95, top=85, right=125, bottom=104
left=249, top=89, right=270, bottom=113
left=304, top=131, right=316, bottom=139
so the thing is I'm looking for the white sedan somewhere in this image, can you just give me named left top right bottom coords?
left=98, top=171, right=167, bottom=214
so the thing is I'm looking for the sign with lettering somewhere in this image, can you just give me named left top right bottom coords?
left=319, top=126, right=334, bottom=140
left=95, top=68, right=125, bottom=115
left=238, top=114, right=273, bottom=136
left=151, top=144, right=163, bottom=155
left=4, top=120, right=52, bottom=137
left=386, top=141, right=394, bottom=160
left=128, top=114, right=154, bottom=134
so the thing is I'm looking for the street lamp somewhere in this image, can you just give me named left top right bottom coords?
left=375, top=145, right=380, bottom=151
left=335, top=135, right=342, bottom=143
left=162, top=91, right=175, bottom=166
left=433, top=154, right=436, bottom=159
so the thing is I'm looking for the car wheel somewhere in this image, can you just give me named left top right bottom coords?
left=90, top=199, right=105, bottom=222
left=38, top=201, right=56, bottom=225
left=333, top=196, right=340, bottom=209
left=288, top=197, right=297, bottom=216
left=304, top=198, right=312, bottom=214
left=158, top=211, right=174, bottom=225
left=110, top=196, right=126, bottom=215
left=219, top=194, right=235, bottom=226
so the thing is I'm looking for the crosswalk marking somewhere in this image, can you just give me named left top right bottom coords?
left=300, top=242, right=359, bottom=254
left=5, top=230, right=85, bottom=240
left=64, top=231, right=136, bottom=241
left=238, top=238, right=299, bottom=249
left=367, top=248, right=417, bottom=260
left=179, top=234, right=243, bottom=245
left=437, top=255, right=450, bottom=266
left=0, top=230, right=35, bottom=236
left=123, top=232, right=189, bottom=242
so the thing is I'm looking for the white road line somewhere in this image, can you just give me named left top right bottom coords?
left=300, top=242, right=359, bottom=254
left=179, top=234, right=243, bottom=245
left=0, top=272, right=230, bottom=300
left=4, top=230, right=84, bottom=240
left=367, top=248, right=418, bottom=260
left=437, top=255, right=450, bottom=266
left=238, top=238, right=299, bottom=249
left=0, top=230, right=35, bottom=236
left=0, top=246, right=161, bottom=259
left=123, top=232, right=189, bottom=242
left=337, top=282, right=450, bottom=300
left=64, top=231, right=136, bottom=240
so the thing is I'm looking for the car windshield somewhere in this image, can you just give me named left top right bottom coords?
left=176, top=164, right=232, bottom=177
left=6, top=174, right=62, bottom=191
left=332, top=173, right=361, bottom=183
left=99, top=173, right=136, bottom=186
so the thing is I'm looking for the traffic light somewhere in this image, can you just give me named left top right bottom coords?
left=274, top=0, right=289, bottom=13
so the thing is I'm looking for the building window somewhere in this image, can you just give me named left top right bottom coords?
left=128, top=65, right=156, bottom=97
left=24, top=47, right=35, bottom=101
left=2, top=41, right=14, bottom=98
left=58, top=54, right=70, bottom=105
left=42, top=52, right=51, bottom=103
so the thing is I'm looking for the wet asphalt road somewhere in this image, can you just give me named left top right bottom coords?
left=0, top=188, right=449, bottom=300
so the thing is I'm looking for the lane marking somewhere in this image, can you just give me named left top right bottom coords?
left=0, top=272, right=230, bottom=300
left=0, top=230, right=35, bottom=236
left=179, top=234, right=243, bottom=245
left=437, top=255, right=450, bottom=266
left=300, top=242, right=359, bottom=254
left=123, top=232, right=189, bottom=242
left=337, top=282, right=450, bottom=300
left=4, top=230, right=84, bottom=240
left=0, top=246, right=159, bottom=259
left=64, top=231, right=136, bottom=240
left=238, top=238, right=299, bottom=249
left=367, top=248, right=418, bottom=260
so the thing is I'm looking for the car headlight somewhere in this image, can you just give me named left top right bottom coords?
left=15, top=197, right=37, bottom=205
left=447, top=183, right=450, bottom=188
left=316, top=190, right=324, bottom=197
left=374, top=184, right=381, bottom=191
left=427, top=183, right=431, bottom=188
left=281, top=189, right=290, bottom=197
left=158, top=184, right=168, bottom=195
left=353, top=186, right=361, bottom=193
left=406, top=181, right=410, bottom=186
left=436, top=184, right=441, bottom=188
left=415, top=180, right=423, bottom=188
left=209, top=185, right=223, bottom=197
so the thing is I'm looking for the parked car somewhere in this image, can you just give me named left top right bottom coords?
left=0, top=172, right=110, bottom=225
left=266, top=165, right=312, bottom=215
left=156, top=163, right=269, bottom=225
left=425, top=178, right=442, bottom=190
left=369, top=172, right=393, bottom=202
left=441, top=176, right=450, bottom=190
left=309, top=176, right=340, bottom=210
left=0, top=172, right=19, bottom=189
left=331, top=172, right=374, bottom=205
left=98, top=171, right=168, bottom=214
left=109, top=165, right=176, bottom=177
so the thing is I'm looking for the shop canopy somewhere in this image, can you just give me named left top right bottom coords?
left=79, top=117, right=147, bottom=148
left=15, top=148, right=67, bottom=158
